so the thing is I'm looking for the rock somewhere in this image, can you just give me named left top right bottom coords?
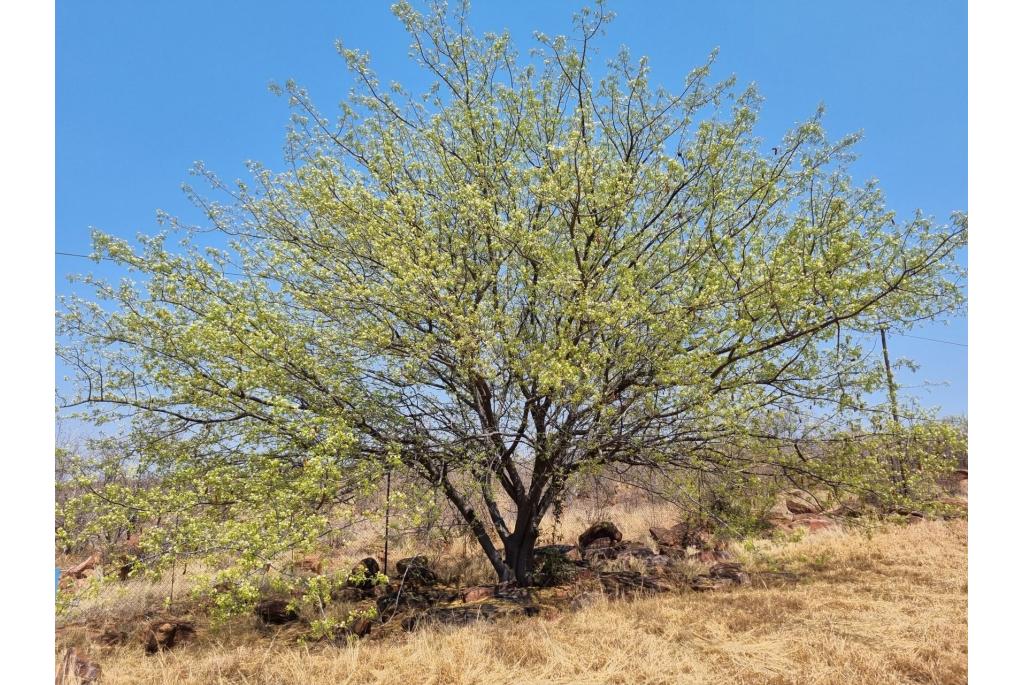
left=254, top=599, right=299, bottom=625
left=827, top=502, right=865, bottom=518
left=401, top=602, right=536, bottom=631
left=578, top=521, right=622, bottom=550
left=142, top=620, right=194, bottom=654
left=647, top=554, right=672, bottom=568
left=649, top=521, right=714, bottom=553
left=376, top=587, right=457, bottom=616
left=689, top=575, right=726, bottom=592
left=708, top=562, right=749, bottom=585
left=697, top=548, right=733, bottom=563
left=331, top=586, right=366, bottom=602
left=348, top=557, right=382, bottom=589
left=766, top=500, right=796, bottom=526
left=348, top=617, right=372, bottom=638
left=395, top=556, right=438, bottom=584
left=97, top=626, right=129, bottom=646
left=461, top=585, right=496, bottom=603
left=597, top=571, right=673, bottom=597
left=533, top=544, right=583, bottom=586
left=402, top=603, right=500, bottom=630
left=790, top=514, right=839, bottom=532
left=58, top=648, right=101, bottom=684
left=356, top=556, right=381, bottom=576
left=583, top=540, right=656, bottom=564
left=494, top=583, right=534, bottom=602
left=784, top=490, right=822, bottom=515
left=294, top=554, right=323, bottom=574
left=534, top=544, right=578, bottom=559
left=64, top=552, right=101, bottom=580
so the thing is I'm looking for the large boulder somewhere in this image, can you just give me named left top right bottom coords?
left=578, top=521, right=622, bottom=550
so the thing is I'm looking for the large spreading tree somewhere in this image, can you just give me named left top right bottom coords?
left=58, top=1, right=966, bottom=586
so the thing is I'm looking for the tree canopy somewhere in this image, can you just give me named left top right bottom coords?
left=58, top=1, right=966, bottom=587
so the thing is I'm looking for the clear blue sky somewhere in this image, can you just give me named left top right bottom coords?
left=56, top=0, right=967, bottom=417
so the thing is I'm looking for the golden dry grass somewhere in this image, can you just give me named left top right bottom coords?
left=66, top=518, right=966, bottom=685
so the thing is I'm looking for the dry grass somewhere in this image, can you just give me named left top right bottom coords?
left=65, top=518, right=966, bottom=685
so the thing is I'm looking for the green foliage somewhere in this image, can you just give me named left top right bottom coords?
left=345, top=567, right=389, bottom=588
left=57, top=0, right=966, bottom=587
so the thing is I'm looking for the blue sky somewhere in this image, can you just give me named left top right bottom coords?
left=56, top=0, right=967, bottom=416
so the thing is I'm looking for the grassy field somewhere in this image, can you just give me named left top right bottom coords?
left=58, top=515, right=967, bottom=685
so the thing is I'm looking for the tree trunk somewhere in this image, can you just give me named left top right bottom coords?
left=502, top=526, right=539, bottom=586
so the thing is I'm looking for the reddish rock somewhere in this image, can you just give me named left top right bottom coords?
left=791, top=514, right=839, bottom=532
left=461, top=585, right=496, bottom=603
left=578, top=521, right=622, bottom=550
left=64, top=552, right=101, bottom=580
left=784, top=490, right=822, bottom=515
left=142, top=620, right=194, bottom=654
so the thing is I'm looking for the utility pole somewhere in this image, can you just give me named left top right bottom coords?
left=382, top=468, right=392, bottom=576
left=879, top=327, right=909, bottom=494
left=879, top=328, right=900, bottom=425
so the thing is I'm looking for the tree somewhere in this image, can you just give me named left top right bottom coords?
left=58, top=1, right=966, bottom=586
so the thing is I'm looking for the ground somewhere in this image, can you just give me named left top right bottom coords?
left=57, top=516, right=967, bottom=685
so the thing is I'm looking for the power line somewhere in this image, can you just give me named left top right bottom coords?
left=57, top=250, right=248, bottom=278
left=890, top=333, right=967, bottom=348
